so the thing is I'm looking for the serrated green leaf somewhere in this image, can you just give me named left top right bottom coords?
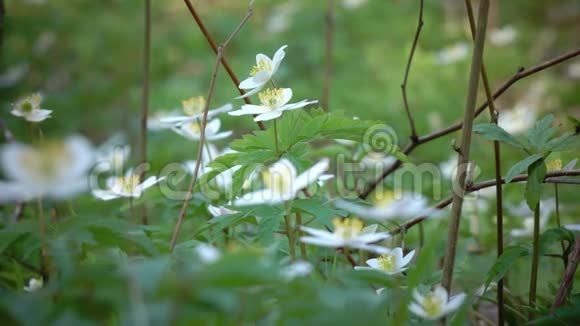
left=547, top=133, right=580, bottom=152
left=527, top=114, right=557, bottom=152
left=473, top=123, right=525, bottom=149
left=292, top=198, right=347, bottom=229
left=525, top=158, right=546, bottom=210
left=505, top=154, right=543, bottom=183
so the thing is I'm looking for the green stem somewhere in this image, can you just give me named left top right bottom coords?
left=295, top=212, right=307, bottom=259
left=273, top=119, right=280, bottom=154
left=37, top=197, right=48, bottom=280
left=529, top=202, right=540, bottom=316
left=284, top=214, right=295, bottom=261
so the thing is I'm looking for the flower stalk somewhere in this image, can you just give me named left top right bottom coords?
left=529, top=202, right=540, bottom=316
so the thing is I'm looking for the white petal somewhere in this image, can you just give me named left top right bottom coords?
left=361, top=224, right=378, bottom=235
left=271, top=45, right=288, bottom=72
left=238, top=104, right=271, bottom=115
left=236, top=81, right=267, bottom=99
left=25, top=109, right=52, bottom=122
left=442, top=293, right=466, bottom=315
left=564, top=224, right=580, bottom=232
left=408, top=303, right=430, bottom=319
left=292, top=158, right=329, bottom=192
left=92, top=189, right=121, bottom=201
left=233, top=189, right=285, bottom=206
left=270, top=158, right=298, bottom=180
left=254, top=110, right=282, bottom=121
left=412, top=289, right=424, bottom=303
left=138, top=176, right=162, bottom=191
left=206, top=119, right=221, bottom=135
left=354, top=266, right=373, bottom=271
left=280, top=88, right=293, bottom=106
left=299, top=236, right=342, bottom=248
left=279, top=100, right=318, bottom=112
left=365, top=258, right=380, bottom=270
left=0, top=182, right=39, bottom=203
left=434, top=285, right=449, bottom=304
left=400, top=250, right=416, bottom=268
left=239, top=73, right=267, bottom=90
left=299, top=226, right=337, bottom=240
left=206, top=131, right=233, bottom=141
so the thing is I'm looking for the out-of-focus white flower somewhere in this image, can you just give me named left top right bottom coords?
left=474, top=282, right=497, bottom=299
left=185, top=145, right=239, bottom=192
left=10, top=93, right=52, bottom=122
left=355, top=247, right=415, bottom=275
left=435, top=43, right=469, bottom=65
left=409, top=285, right=466, bottom=320
left=509, top=199, right=556, bottom=237
left=0, top=136, right=95, bottom=203
left=147, top=110, right=180, bottom=131
left=207, top=204, right=238, bottom=217
left=300, top=218, right=390, bottom=249
left=233, top=158, right=329, bottom=206
left=95, top=144, right=130, bottom=173
left=564, top=224, right=580, bottom=232
left=238, top=45, right=288, bottom=98
left=335, top=191, right=433, bottom=221
left=229, top=88, right=316, bottom=122
left=317, top=174, right=334, bottom=187
left=282, top=261, right=313, bottom=280
left=265, top=2, right=296, bottom=34
left=489, top=26, right=518, bottom=46
left=342, top=0, right=369, bottom=10
left=160, top=96, right=232, bottom=125
left=92, top=170, right=163, bottom=201
left=172, top=118, right=232, bottom=142
left=439, top=156, right=481, bottom=181
left=195, top=244, right=221, bottom=264
left=360, top=151, right=396, bottom=170
left=498, top=103, right=537, bottom=135
left=24, top=278, right=43, bottom=292
left=0, top=63, right=29, bottom=88
left=567, top=62, right=580, bottom=80
left=376, top=288, right=386, bottom=295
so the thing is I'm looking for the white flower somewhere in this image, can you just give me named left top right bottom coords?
left=435, top=43, right=469, bottom=65
left=233, top=158, right=329, bottom=206
left=238, top=45, right=287, bottom=98
left=195, top=244, right=221, bottom=264
left=207, top=204, right=238, bottom=217
left=95, top=143, right=130, bottom=173
left=564, top=224, right=580, bottom=232
left=489, top=26, right=517, bottom=46
left=360, top=152, right=396, bottom=169
left=342, top=0, right=369, bottom=10
left=147, top=110, right=180, bottom=131
left=282, top=261, right=313, bottom=280
left=160, top=96, right=232, bottom=125
left=172, top=118, right=232, bottom=142
left=498, top=103, right=537, bottom=134
left=317, top=174, right=334, bottom=187
left=355, top=247, right=415, bottom=275
left=567, top=62, right=580, bottom=80
left=300, top=218, right=390, bottom=249
left=24, top=278, right=43, bottom=292
left=92, top=170, right=163, bottom=201
left=509, top=199, right=556, bottom=237
left=0, top=136, right=95, bottom=203
left=229, top=88, right=317, bottom=122
left=335, top=191, right=434, bottom=221
left=10, top=93, right=52, bottom=122
left=409, top=285, right=466, bottom=320
left=265, top=3, right=295, bottom=34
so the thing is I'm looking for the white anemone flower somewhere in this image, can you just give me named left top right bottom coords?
left=10, top=93, right=52, bottom=122
left=0, top=136, right=95, bottom=203
left=147, top=110, right=180, bottom=131
left=409, top=285, right=466, bottom=320
left=24, top=278, right=43, bottom=292
left=237, top=45, right=287, bottom=98
left=489, top=26, right=517, bottom=47
left=172, top=118, right=232, bottom=142
left=435, top=43, right=469, bottom=65
left=335, top=191, right=433, bottom=221
left=508, top=199, right=556, bottom=237
left=498, top=103, right=537, bottom=134
left=282, top=261, right=313, bottom=280
left=229, top=88, right=317, bottom=122
left=92, top=170, right=164, bottom=201
left=300, top=218, right=390, bottom=249
left=355, top=247, right=415, bottom=275
left=195, top=244, right=221, bottom=264
left=207, top=204, right=238, bottom=217
left=95, top=144, right=130, bottom=173
left=160, top=96, right=232, bottom=125
left=233, top=158, right=329, bottom=206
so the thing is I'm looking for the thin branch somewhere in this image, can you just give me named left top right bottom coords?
left=400, top=0, right=424, bottom=141
left=139, top=0, right=151, bottom=225
left=552, top=237, right=580, bottom=311
left=464, top=0, right=504, bottom=324
left=182, top=0, right=266, bottom=130
left=169, top=5, right=254, bottom=252
left=359, top=48, right=580, bottom=199
left=321, top=0, right=335, bottom=112
left=442, top=0, right=489, bottom=292
left=389, top=169, right=580, bottom=236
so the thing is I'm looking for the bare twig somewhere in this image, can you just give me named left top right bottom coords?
left=322, top=0, right=335, bottom=111
left=139, top=0, right=151, bottom=225
left=169, top=5, right=254, bottom=252
left=359, top=48, right=580, bottom=199
left=182, top=0, right=266, bottom=130
left=552, top=237, right=580, bottom=311
left=442, top=0, right=489, bottom=293
left=464, top=1, right=504, bottom=323
left=401, top=0, right=424, bottom=141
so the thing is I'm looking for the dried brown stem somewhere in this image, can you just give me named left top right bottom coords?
left=552, top=237, right=580, bottom=311
left=169, top=5, right=253, bottom=252
left=359, top=48, right=580, bottom=200
left=182, top=0, right=266, bottom=130
left=139, top=0, right=151, bottom=225
left=401, top=0, right=424, bottom=141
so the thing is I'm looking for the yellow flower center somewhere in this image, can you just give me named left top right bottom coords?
left=19, top=141, right=71, bottom=180
left=182, top=96, right=206, bottom=116
left=546, top=159, right=562, bottom=171
left=423, top=294, right=444, bottom=317
left=377, top=253, right=396, bottom=272
left=332, top=218, right=364, bottom=239
left=250, top=58, right=272, bottom=76
left=373, top=190, right=396, bottom=208
left=114, top=175, right=140, bottom=194
left=184, top=121, right=201, bottom=135
left=262, top=169, right=291, bottom=194
left=258, top=88, right=285, bottom=109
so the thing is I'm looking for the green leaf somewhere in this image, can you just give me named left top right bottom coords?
left=292, top=197, right=347, bottom=229
left=505, top=154, right=543, bottom=183
left=525, top=158, right=546, bottom=210
left=473, top=123, right=524, bottom=149
left=539, top=227, right=575, bottom=255
left=547, top=133, right=580, bottom=152
left=526, top=114, right=558, bottom=152
left=484, top=245, right=530, bottom=289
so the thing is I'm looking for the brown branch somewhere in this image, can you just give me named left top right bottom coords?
left=359, top=48, right=580, bottom=200
left=321, top=0, right=335, bottom=112
left=170, top=4, right=254, bottom=252
left=552, top=237, right=580, bottom=311
left=139, top=0, right=151, bottom=225
left=182, top=0, right=266, bottom=130
left=389, top=169, right=580, bottom=236
left=401, top=0, right=424, bottom=141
